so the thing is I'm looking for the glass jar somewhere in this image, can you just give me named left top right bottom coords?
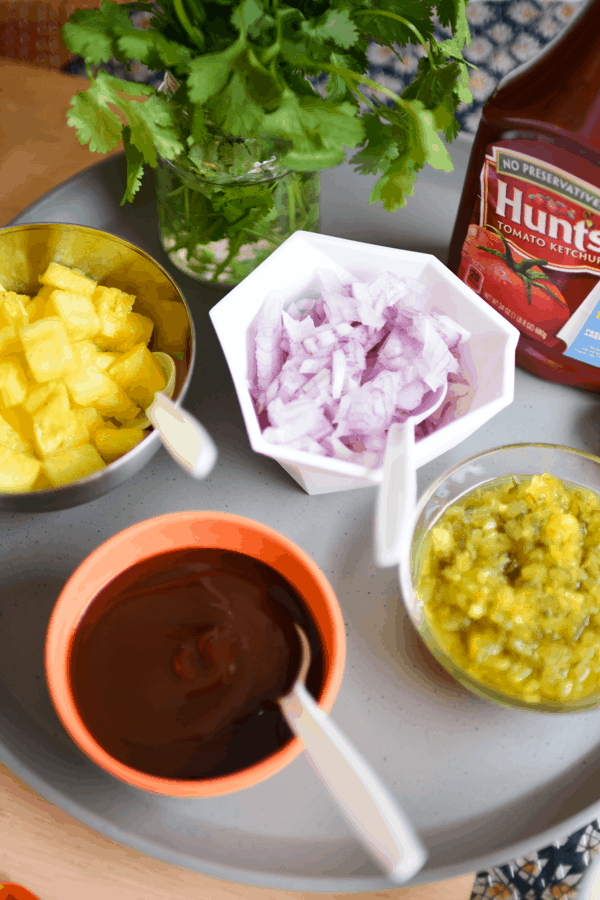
left=155, top=138, right=320, bottom=287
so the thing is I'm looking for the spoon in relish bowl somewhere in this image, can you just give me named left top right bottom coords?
left=374, top=381, right=449, bottom=568
left=279, top=624, right=428, bottom=883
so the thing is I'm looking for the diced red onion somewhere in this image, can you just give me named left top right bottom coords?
left=249, top=270, right=471, bottom=467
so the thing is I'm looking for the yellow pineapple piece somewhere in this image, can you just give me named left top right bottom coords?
left=0, top=411, right=29, bottom=453
left=110, top=399, right=143, bottom=425
left=0, top=446, right=41, bottom=493
left=40, top=262, right=96, bottom=298
left=93, top=426, right=147, bottom=462
left=51, top=289, right=101, bottom=341
left=94, top=351, right=119, bottom=370
left=0, top=291, right=32, bottom=331
left=111, top=311, right=155, bottom=352
left=31, top=469, right=54, bottom=491
left=63, top=353, right=129, bottom=412
left=1, top=407, right=34, bottom=449
left=0, top=358, right=28, bottom=408
left=0, top=325, right=21, bottom=357
left=93, top=286, right=136, bottom=343
left=108, top=343, right=166, bottom=408
left=132, top=312, right=154, bottom=345
left=32, top=384, right=88, bottom=458
left=152, top=300, right=188, bottom=352
left=33, top=285, right=58, bottom=320
left=75, top=406, right=104, bottom=435
left=23, top=381, right=57, bottom=414
left=72, top=340, right=99, bottom=368
left=43, top=443, right=106, bottom=487
left=20, top=317, right=75, bottom=383
left=26, top=293, right=46, bottom=323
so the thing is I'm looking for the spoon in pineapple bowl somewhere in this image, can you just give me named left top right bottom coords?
left=279, top=623, right=428, bottom=883
left=374, top=381, right=448, bottom=568
left=138, top=352, right=218, bottom=479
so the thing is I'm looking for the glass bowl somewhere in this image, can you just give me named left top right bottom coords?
left=398, top=443, right=600, bottom=713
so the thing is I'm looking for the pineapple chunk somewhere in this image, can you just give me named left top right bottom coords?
left=132, top=312, right=154, bottom=345
left=0, top=411, right=29, bottom=453
left=110, top=399, right=143, bottom=426
left=108, top=343, right=166, bottom=408
left=34, top=285, right=57, bottom=319
left=26, top=293, right=46, bottom=323
left=112, top=312, right=154, bottom=352
left=31, top=469, right=54, bottom=491
left=0, top=291, right=31, bottom=331
left=43, top=443, right=106, bottom=487
left=40, top=262, right=96, bottom=298
left=0, top=358, right=28, bottom=408
left=95, top=351, right=119, bottom=370
left=152, top=300, right=188, bottom=352
left=0, top=447, right=41, bottom=492
left=2, top=407, right=35, bottom=448
left=32, top=384, right=88, bottom=458
left=75, top=406, right=104, bottom=435
left=63, top=356, right=129, bottom=412
left=0, top=325, right=21, bottom=356
left=93, top=426, right=147, bottom=462
left=51, top=289, right=101, bottom=341
left=23, top=381, right=57, bottom=414
left=20, top=317, right=75, bottom=383
left=93, top=286, right=136, bottom=343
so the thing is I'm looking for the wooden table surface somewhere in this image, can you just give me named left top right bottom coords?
left=0, top=57, right=475, bottom=900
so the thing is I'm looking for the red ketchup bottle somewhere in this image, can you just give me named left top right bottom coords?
left=448, top=0, right=600, bottom=391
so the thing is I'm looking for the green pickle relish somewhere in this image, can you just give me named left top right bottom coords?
left=416, top=472, right=600, bottom=705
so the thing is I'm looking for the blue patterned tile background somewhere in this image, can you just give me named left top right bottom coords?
left=361, top=0, right=584, bottom=134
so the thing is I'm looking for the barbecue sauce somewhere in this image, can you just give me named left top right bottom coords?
left=70, top=549, right=323, bottom=780
left=448, top=0, right=600, bottom=391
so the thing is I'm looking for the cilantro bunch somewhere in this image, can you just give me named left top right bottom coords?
left=63, top=0, right=472, bottom=210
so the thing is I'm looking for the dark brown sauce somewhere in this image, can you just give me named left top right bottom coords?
left=69, top=549, right=324, bottom=780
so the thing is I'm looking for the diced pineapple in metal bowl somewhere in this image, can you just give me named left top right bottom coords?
left=0, top=223, right=195, bottom=512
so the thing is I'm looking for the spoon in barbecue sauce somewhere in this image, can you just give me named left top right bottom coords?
left=279, top=624, right=428, bottom=883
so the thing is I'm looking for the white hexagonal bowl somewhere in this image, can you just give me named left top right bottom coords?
left=210, top=232, right=519, bottom=495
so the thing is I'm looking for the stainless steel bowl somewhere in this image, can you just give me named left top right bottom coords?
left=0, top=223, right=195, bottom=512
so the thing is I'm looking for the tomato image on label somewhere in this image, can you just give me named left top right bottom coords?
left=461, top=226, right=571, bottom=341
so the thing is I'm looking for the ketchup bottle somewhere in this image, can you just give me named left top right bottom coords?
left=447, top=0, right=600, bottom=392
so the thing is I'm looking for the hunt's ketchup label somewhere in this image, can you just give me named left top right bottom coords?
left=458, top=143, right=600, bottom=368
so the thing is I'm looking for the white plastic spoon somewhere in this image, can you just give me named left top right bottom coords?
left=129, top=352, right=218, bottom=479
left=374, top=383, right=448, bottom=568
left=147, top=391, right=218, bottom=479
left=279, top=624, right=428, bottom=883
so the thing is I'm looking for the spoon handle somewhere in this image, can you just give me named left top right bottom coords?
left=280, top=683, right=427, bottom=883
left=374, top=420, right=417, bottom=568
left=147, top=392, right=218, bottom=479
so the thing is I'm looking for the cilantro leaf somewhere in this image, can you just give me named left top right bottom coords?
left=62, top=15, right=115, bottom=65
left=210, top=70, right=266, bottom=136
left=437, top=0, right=471, bottom=50
left=262, top=93, right=363, bottom=170
left=67, top=71, right=183, bottom=190
left=350, top=114, right=400, bottom=176
left=187, top=38, right=245, bottom=105
left=121, top=126, right=145, bottom=203
left=301, top=9, right=359, bottom=50
left=67, top=85, right=123, bottom=154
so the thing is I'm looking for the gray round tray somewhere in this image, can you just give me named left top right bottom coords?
left=3, top=140, right=600, bottom=892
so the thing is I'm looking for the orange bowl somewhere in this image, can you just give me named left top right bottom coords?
left=45, top=511, right=346, bottom=797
